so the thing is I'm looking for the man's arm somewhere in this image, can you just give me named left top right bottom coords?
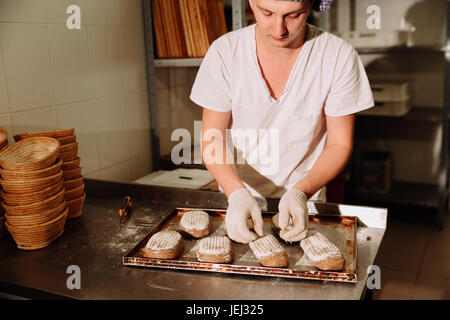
left=293, top=114, right=355, bottom=198
left=201, top=108, right=245, bottom=198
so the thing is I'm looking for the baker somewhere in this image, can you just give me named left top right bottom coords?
left=190, top=0, right=374, bottom=244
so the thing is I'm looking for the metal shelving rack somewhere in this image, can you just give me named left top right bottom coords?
left=142, top=0, right=450, bottom=228
left=141, top=0, right=245, bottom=171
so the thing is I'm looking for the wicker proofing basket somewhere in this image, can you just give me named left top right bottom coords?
left=64, top=183, right=85, bottom=201
left=63, top=176, right=84, bottom=190
left=59, top=142, right=78, bottom=154
left=1, top=178, right=63, bottom=206
left=0, top=170, right=63, bottom=194
left=61, top=157, right=80, bottom=171
left=0, top=158, right=62, bottom=180
left=59, top=151, right=78, bottom=162
left=2, top=188, right=65, bottom=216
left=6, top=208, right=68, bottom=250
left=5, top=200, right=67, bottom=226
left=57, top=135, right=76, bottom=146
left=0, top=137, right=60, bottom=171
left=13, top=129, right=75, bottom=142
left=67, top=192, right=86, bottom=220
left=62, top=167, right=82, bottom=181
left=0, top=127, right=8, bottom=151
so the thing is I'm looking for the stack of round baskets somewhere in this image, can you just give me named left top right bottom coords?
left=14, top=129, right=85, bottom=220
left=0, top=127, right=8, bottom=238
left=0, top=137, right=68, bottom=250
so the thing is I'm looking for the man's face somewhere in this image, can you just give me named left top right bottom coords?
left=249, top=0, right=313, bottom=48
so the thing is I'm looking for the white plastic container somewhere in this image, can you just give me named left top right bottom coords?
left=359, top=99, right=411, bottom=116
left=359, top=81, right=412, bottom=116
left=371, top=81, right=410, bottom=101
left=335, top=30, right=409, bottom=48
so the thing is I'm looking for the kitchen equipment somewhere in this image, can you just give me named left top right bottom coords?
left=124, top=208, right=358, bottom=283
left=118, top=196, right=133, bottom=228
left=355, top=151, right=392, bottom=194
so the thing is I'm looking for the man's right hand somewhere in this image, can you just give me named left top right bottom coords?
left=225, top=188, right=264, bottom=243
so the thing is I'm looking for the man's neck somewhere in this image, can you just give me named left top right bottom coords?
left=255, top=23, right=308, bottom=57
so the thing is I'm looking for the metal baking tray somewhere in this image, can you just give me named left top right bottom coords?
left=123, top=208, right=358, bottom=283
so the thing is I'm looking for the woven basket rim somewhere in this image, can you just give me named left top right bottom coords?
left=5, top=200, right=66, bottom=223
left=65, top=182, right=85, bottom=193
left=1, top=178, right=63, bottom=200
left=63, top=167, right=81, bottom=174
left=64, top=176, right=84, bottom=183
left=14, top=129, right=75, bottom=141
left=62, top=157, right=80, bottom=164
left=6, top=207, right=68, bottom=230
left=0, top=170, right=62, bottom=186
left=0, top=158, right=62, bottom=176
left=2, top=187, right=65, bottom=211
left=0, top=137, right=60, bottom=168
left=60, top=142, right=78, bottom=150
left=67, top=192, right=86, bottom=205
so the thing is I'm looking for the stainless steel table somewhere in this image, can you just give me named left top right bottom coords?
left=0, top=180, right=387, bottom=300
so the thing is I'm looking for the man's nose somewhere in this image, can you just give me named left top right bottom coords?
left=274, top=16, right=287, bottom=37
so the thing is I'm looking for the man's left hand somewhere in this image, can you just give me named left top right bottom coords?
left=278, top=188, right=309, bottom=242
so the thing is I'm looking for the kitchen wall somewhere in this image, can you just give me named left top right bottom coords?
left=0, top=0, right=152, bottom=182
left=155, top=67, right=202, bottom=157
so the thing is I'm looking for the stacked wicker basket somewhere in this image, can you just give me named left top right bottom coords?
left=0, top=127, right=8, bottom=238
left=14, top=129, right=85, bottom=220
left=0, top=137, right=68, bottom=250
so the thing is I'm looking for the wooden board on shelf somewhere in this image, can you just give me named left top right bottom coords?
left=179, top=0, right=196, bottom=57
left=152, top=0, right=168, bottom=58
left=205, top=0, right=228, bottom=43
left=153, top=0, right=228, bottom=59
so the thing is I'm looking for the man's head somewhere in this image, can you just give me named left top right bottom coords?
left=249, top=0, right=314, bottom=48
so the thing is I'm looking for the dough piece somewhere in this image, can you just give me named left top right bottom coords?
left=142, top=230, right=184, bottom=259
left=300, top=232, right=345, bottom=271
left=249, top=235, right=288, bottom=268
left=271, top=213, right=295, bottom=238
left=178, top=210, right=211, bottom=238
left=197, top=236, right=233, bottom=263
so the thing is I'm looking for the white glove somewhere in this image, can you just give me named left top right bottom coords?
left=225, top=188, right=264, bottom=243
left=278, top=188, right=309, bottom=242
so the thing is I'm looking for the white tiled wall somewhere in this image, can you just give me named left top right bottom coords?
left=155, top=67, right=202, bottom=158
left=0, top=0, right=152, bottom=183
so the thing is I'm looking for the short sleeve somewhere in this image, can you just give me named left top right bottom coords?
left=190, top=40, right=232, bottom=112
left=324, top=45, right=374, bottom=117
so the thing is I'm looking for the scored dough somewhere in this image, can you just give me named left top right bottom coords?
left=300, top=232, right=345, bottom=271
left=197, top=236, right=234, bottom=263
left=178, top=210, right=211, bottom=238
left=142, top=230, right=184, bottom=259
left=249, top=234, right=288, bottom=268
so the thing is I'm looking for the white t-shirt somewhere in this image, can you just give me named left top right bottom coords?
left=190, top=23, right=374, bottom=200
